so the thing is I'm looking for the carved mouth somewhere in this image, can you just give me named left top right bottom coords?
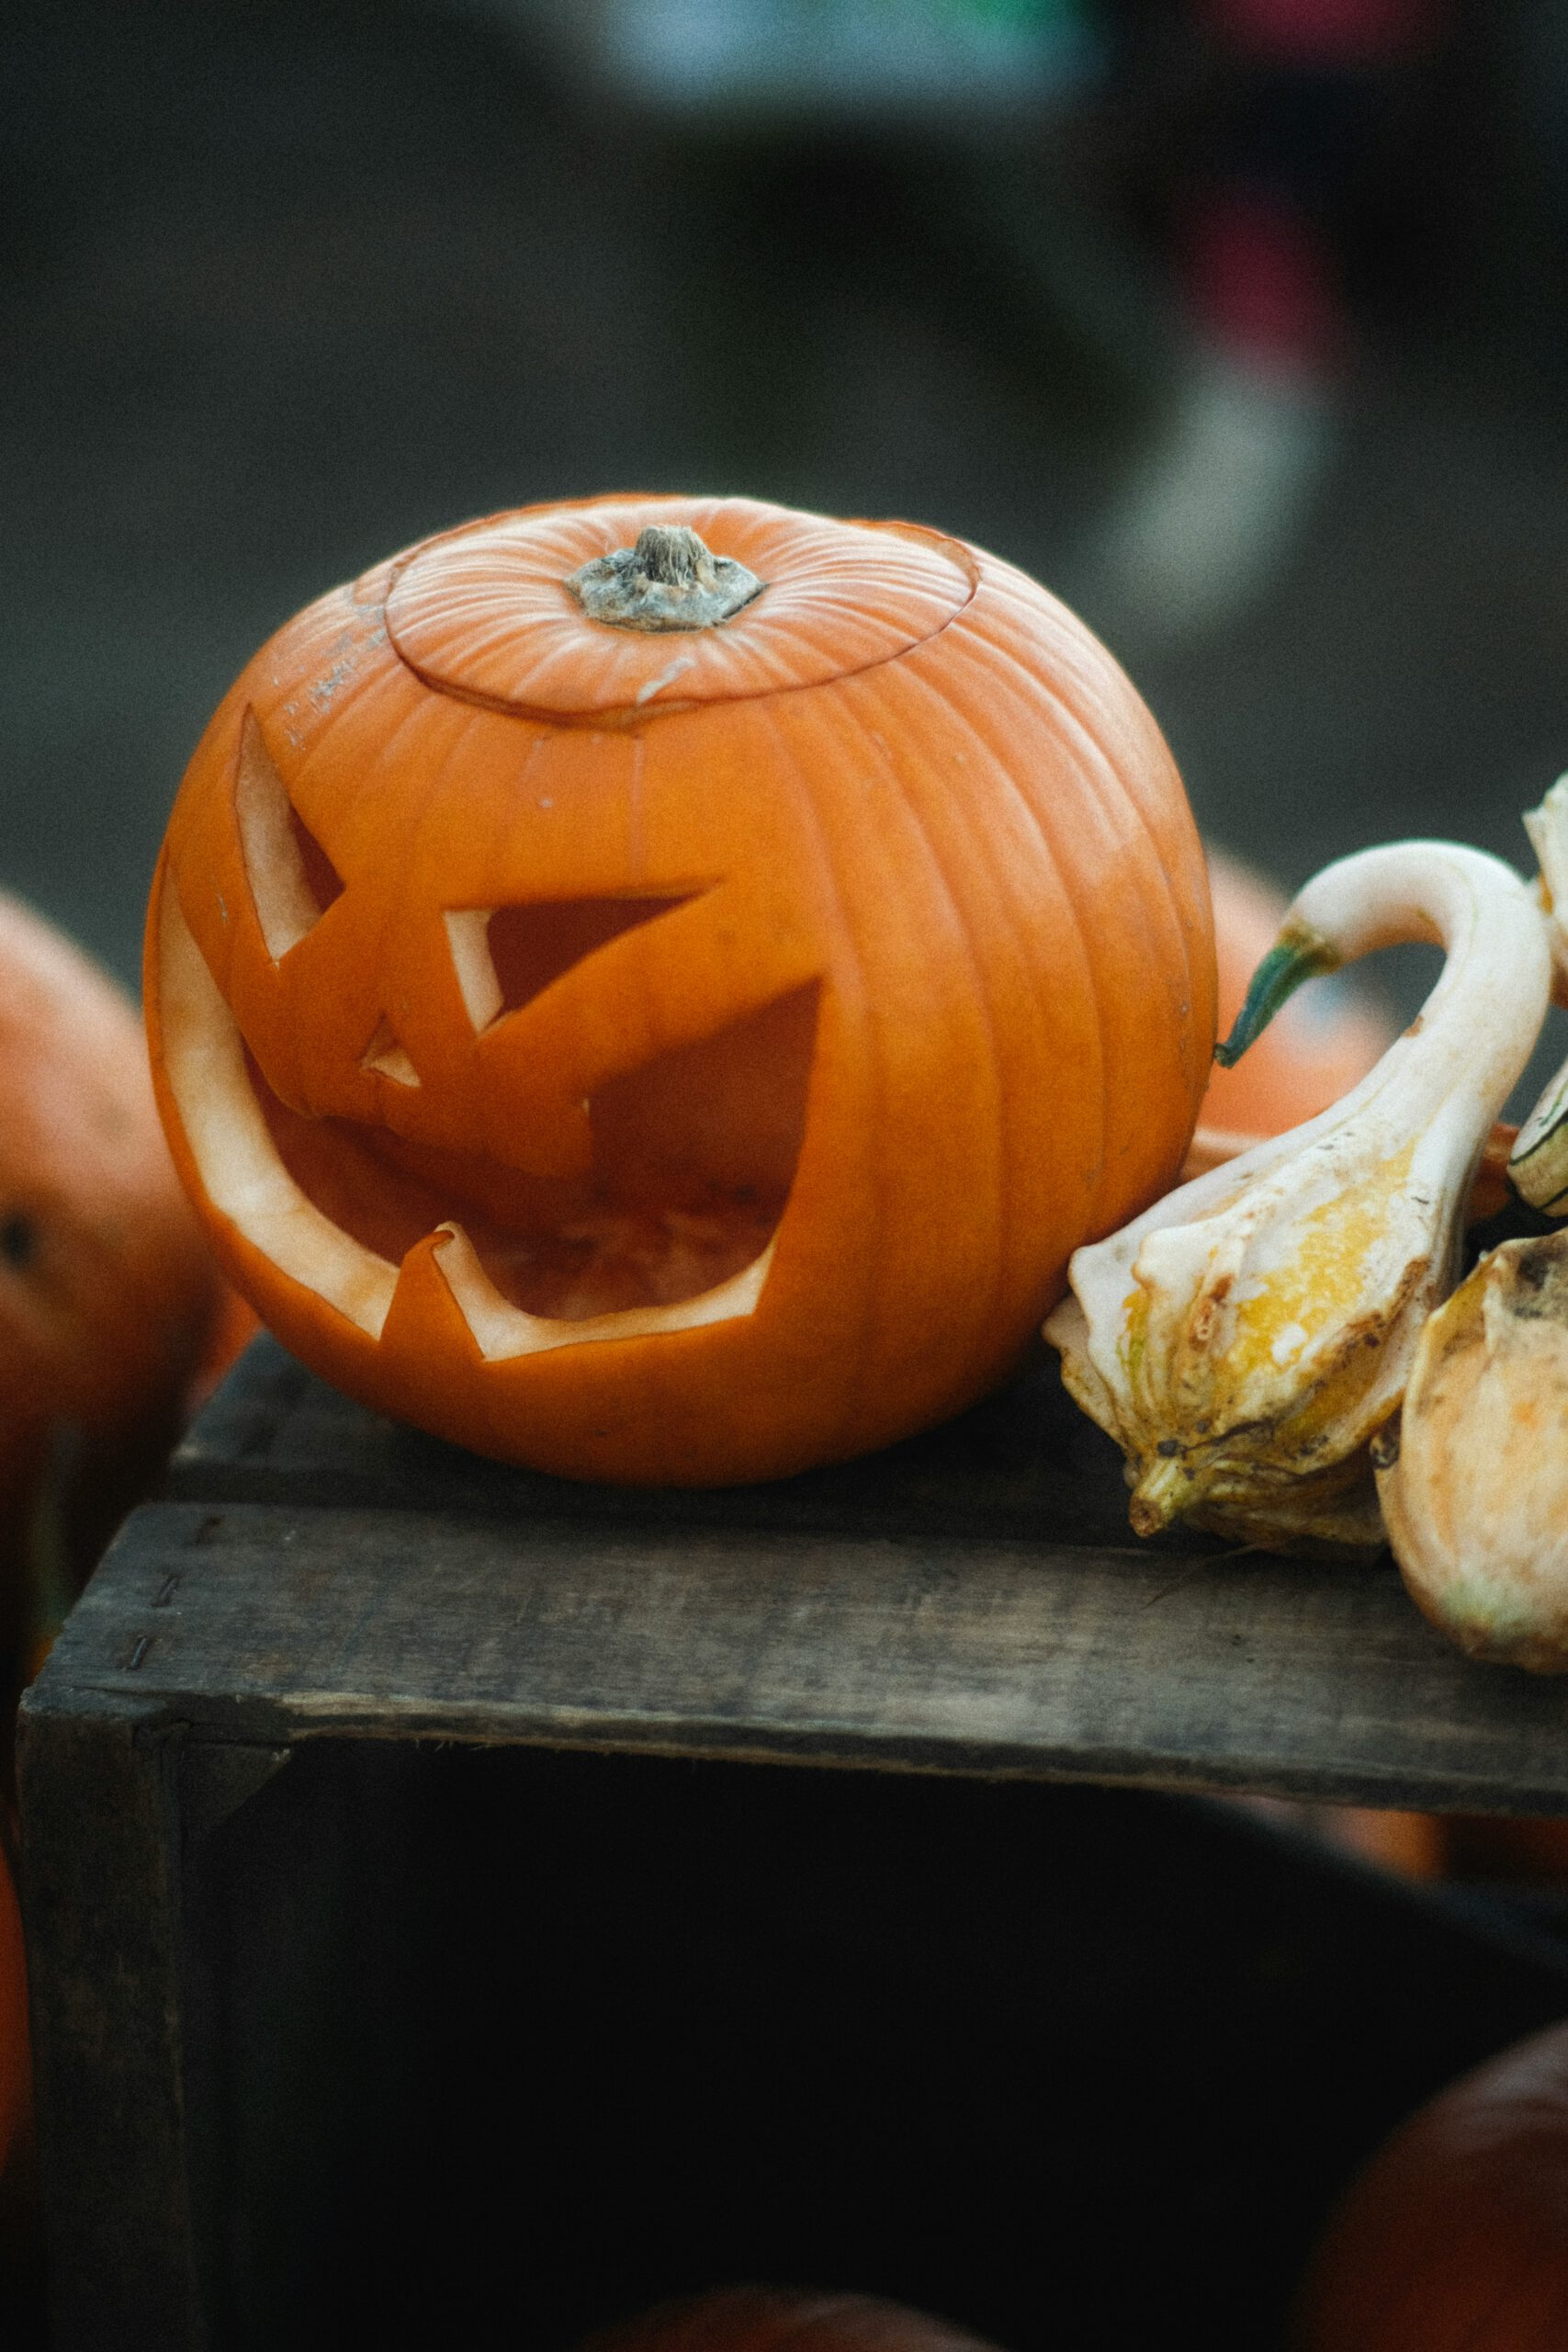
left=157, top=882, right=814, bottom=1357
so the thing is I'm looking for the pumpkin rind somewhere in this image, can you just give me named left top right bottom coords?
left=146, top=492, right=1213, bottom=1484
left=574, top=2287, right=1001, bottom=2352
left=385, top=499, right=976, bottom=717
left=0, top=893, right=222, bottom=1452
left=0, top=891, right=229, bottom=1646
left=1296, top=2019, right=1568, bottom=2350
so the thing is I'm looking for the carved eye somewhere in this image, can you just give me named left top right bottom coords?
left=235, top=708, right=344, bottom=960
left=443, top=894, right=699, bottom=1034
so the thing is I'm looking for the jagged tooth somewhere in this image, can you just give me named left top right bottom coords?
left=359, top=1015, right=420, bottom=1087
left=406, top=1220, right=778, bottom=1363
left=157, top=874, right=397, bottom=1340
left=422, top=1222, right=545, bottom=1362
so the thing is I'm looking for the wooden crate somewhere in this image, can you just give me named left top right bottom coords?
left=18, top=1338, right=1568, bottom=2350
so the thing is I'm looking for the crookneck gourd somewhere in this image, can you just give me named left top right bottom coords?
left=1045, top=840, right=1551, bottom=1553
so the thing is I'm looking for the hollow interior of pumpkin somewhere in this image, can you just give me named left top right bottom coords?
left=248, top=980, right=818, bottom=1321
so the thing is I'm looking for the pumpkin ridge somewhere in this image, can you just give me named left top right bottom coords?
left=851, top=673, right=1012, bottom=1338
left=944, top=613, right=1205, bottom=1216
left=913, top=635, right=1118, bottom=1230
left=626, top=724, right=648, bottom=880
left=960, top=569, right=1186, bottom=848
left=1044, top=822, right=1115, bottom=1240
left=261, top=592, right=403, bottom=769
left=1015, top=673, right=1190, bottom=1229
left=863, top=644, right=1111, bottom=1281
left=276, top=648, right=484, bottom=882
left=994, top=605, right=1213, bottom=1091
left=760, top=697, right=886, bottom=1428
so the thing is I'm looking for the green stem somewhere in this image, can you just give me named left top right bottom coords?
left=1213, top=920, right=1341, bottom=1069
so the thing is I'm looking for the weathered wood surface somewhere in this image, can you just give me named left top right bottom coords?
left=16, top=1691, right=205, bottom=2352
left=167, top=1331, right=1174, bottom=1545
left=22, top=1341, right=1568, bottom=2350
left=27, top=1336, right=1568, bottom=1813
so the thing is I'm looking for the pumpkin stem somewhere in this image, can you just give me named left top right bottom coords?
left=566, top=525, right=764, bottom=634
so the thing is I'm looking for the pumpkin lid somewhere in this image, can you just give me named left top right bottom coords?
left=382, top=493, right=976, bottom=722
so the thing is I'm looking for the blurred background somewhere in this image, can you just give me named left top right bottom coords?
left=3, top=0, right=1567, bottom=1006
left=4, top=15, right=1568, bottom=2338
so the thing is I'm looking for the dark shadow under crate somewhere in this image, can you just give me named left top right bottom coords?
left=181, top=1742, right=1568, bottom=2352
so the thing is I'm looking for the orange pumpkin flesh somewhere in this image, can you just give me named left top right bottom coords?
left=1295, top=2019, right=1568, bottom=2350
left=147, top=493, right=1214, bottom=1484
left=575, top=2288, right=1000, bottom=2352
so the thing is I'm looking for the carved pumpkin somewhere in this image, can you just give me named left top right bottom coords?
left=146, top=494, right=1213, bottom=1483
left=575, top=2289, right=1000, bottom=2352
left=1295, top=2019, right=1568, bottom=2349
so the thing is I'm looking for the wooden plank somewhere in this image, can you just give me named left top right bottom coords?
left=16, top=1688, right=205, bottom=2351
left=32, top=1494, right=1568, bottom=1814
left=166, top=1332, right=1205, bottom=1549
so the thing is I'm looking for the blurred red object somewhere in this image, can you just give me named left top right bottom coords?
left=1184, top=187, right=1345, bottom=374
left=1200, top=0, right=1449, bottom=65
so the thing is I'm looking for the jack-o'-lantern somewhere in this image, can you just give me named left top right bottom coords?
left=146, top=494, right=1213, bottom=1483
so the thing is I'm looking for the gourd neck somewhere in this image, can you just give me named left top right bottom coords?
left=565, top=525, right=764, bottom=634
left=1217, top=840, right=1550, bottom=1141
